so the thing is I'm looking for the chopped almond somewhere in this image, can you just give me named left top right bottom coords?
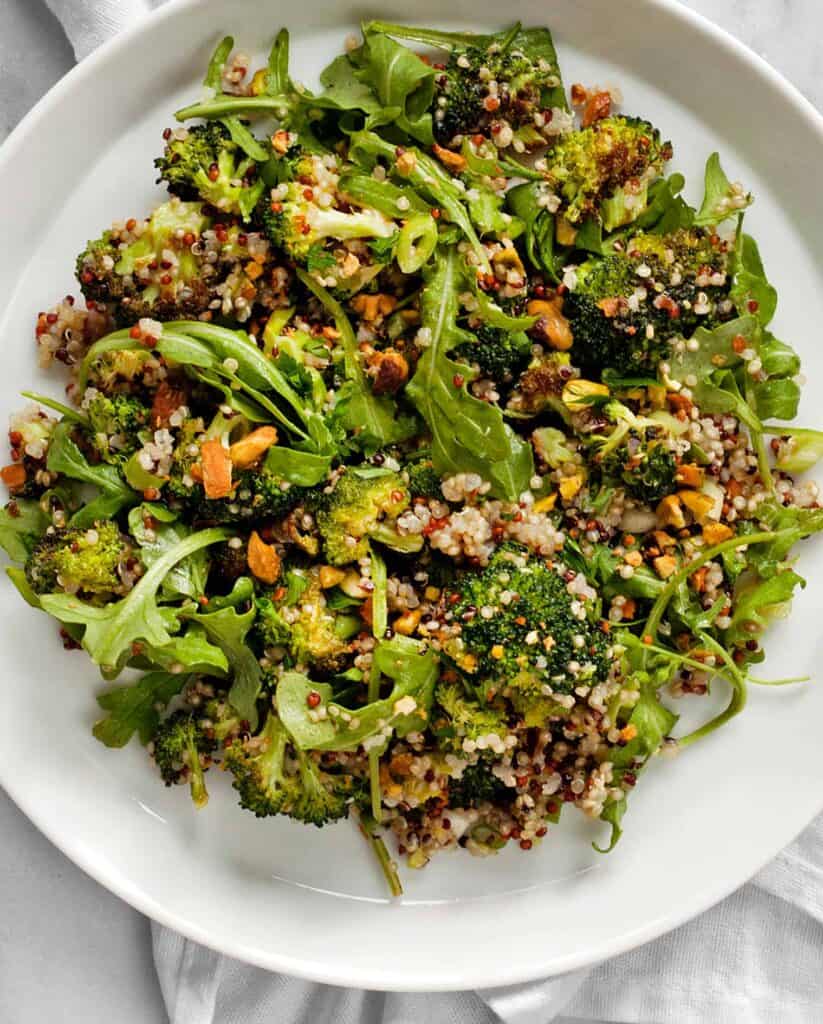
left=675, top=463, right=704, bottom=489
left=200, top=440, right=233, bottom=499
left=0, top=464, right=26, bottom=490
left=527, top=298, right=573, bottom=351
left=351, top=293, right=398, bottom=323
left=656, top=494, right=685, bottom=529
left=679, top=489, right=715, bottom=524
left=432, top=143, right=467, bottom=173
left=581, top=90, right=612, bottom=127
left=703, top=522, right=734, bottom=545
left=624, top=550, right=643, bottom=567
left=393, top=608, right=423, bottom=635
left=690, top=566, right=709, bottom=592
left=371, top=350, right=409, bottom=395
left=318, top=565, right=346, bottom=589
left=229, top=426, right=278, bottom=469
left=247, top=531, right=281, bottom=585
left=653, top=530, right=677, bottom=549
left=653, top=554, right=678, bottom=579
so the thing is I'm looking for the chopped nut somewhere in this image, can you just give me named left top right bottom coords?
left=652, top=529, right=677, bottom=549
left=432, top=143, right=467, bottom=173
left=229, top=426, right=278, bottom=469
left=559, top=473, right=584, bottom=501
left=271, top=130, right=291, bottom=155
left=703, top=522, right=734, bottom=545
left=200, top=439, right=233, bottom=499
left=667, top=392, right=693, bottom=414
left=244, top=260, right=264, bottom=281
left=351, top=292, right=398, bottom=323
left=581, top=90, right=612, bottom=127
left=370, top=349, right=409, bottom=395
left=624, top=550, right=643, bottom=567
left=247, top=531, right=281, bottom=584
left=653, top=554, right=678, bottom=579
left=533, top=493, right=558, bottom=513
left=555, top=216, right=578, bottom=246
left=527, top=297, right=573, bottom=351
left=656, top=494, right=686, bottom=529
left=679, top=489, right=715, bottom=524
left=318, top=565, right=346, bottom=589
left=675, top=463, right=704, bottom=488
left=394, top=608, right=423, bottom=635
left=690, top=566, right=709, bottom=592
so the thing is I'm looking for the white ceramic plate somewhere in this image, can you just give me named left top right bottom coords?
left=1, top=0, right=822, bottom=991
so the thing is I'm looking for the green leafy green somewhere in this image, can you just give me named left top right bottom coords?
left=694, top=153, right=751, bottom=226
left=128, top=504, right=208, bottom=601
left=0, top=499, right=49, bottom=562
left=93, top=671, right=186, bottom=748
left=46, top=420, right=137, bottom=526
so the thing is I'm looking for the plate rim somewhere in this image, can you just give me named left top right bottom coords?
left=2, top=0, right=823, bottom=989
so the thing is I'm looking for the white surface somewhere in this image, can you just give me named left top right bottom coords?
left=1, top=0, right=823, bottom=1015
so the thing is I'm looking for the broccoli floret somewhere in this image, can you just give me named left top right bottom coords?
left=155, top=122, right=265, bottom=220
left=546, top=116, right=672, bottom=227
left=25, top=521, right=131, bottom=597
left=83, top=391, right=150, bottom=461
left=177, top=468, right=315, bottom=526
left=152, top=709, right=215, bottom=808
left=564, top=228, right=732, bottom=375
left=507, top=351, right=572, bottom=417
left=199, top=695, right=246, bottom=743
left=447, top=544, right=612, bottom=714
left=258, top=150, right=397, bottom=272
left=447, top=761, right=512, bottom=809
left=455, top=323, right=532, bottom=382
left=404, top=458, right=444, bottom=500
left=432, top=38, right=564, bottom=149
left=316, top=470, right=421, bottom=565
left=77, top=198, right=285, bottom=326
left=433, top=678, right=512, bottom=756
left=602, top=440, right=677, bottom=504
left=224, top=711, right=353, bottom=825
left=254, top=567, right=353, bottom=673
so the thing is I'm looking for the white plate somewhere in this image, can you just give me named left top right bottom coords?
left=1, top=0, right=822, bottom=991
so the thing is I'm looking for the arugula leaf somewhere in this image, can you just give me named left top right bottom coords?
left=751, top=377, right=800, bottom=422
left=694, top=153, right=752, bottom=226
left=128, top=504, right=208, bottom=601
left=352, top=29, right=435, bottom=144
left=405, top=248, right=534, bottom=500
left=276, top=635, right=438, bottom=750
left=692, top=370, right=762, bottom=432
left=134, top=623, right=229, bottom=677
left=506, top=182, right=562, bottom=280
left=338, top=171, right=429, bottom=218
left=93, top=671, right=186, bottom=748
left=264, top=445, right=332, bottom=485
left=730, top=232, right=777, bottom=325
left=46, top=420, right=137, bottom=526
left=297, top=269, right=417, bottom=452
left=311, top=53, right=384, bottom=115
left=0, top=498, right=48, bottom=562
left=39, top=527, right=229, bottom=673
left=726, top=569, right=805, bottom=649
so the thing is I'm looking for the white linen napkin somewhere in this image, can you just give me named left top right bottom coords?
left=43, top=2, right=823, bottom=1021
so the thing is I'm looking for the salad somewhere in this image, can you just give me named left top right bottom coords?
left=4, top=21, right=822, bottom=896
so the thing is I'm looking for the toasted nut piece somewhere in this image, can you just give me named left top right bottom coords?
left=244, top=260, right=264, bottom=281
left=653, top=554, right=678, bottom=579
left=679, top=489, right=715, bottom=524
left=653, top=530, right=677, bottom=549
left=555, top=216, right=578, bottom=246
left=371, top=350, right=409, bottom=395
left=393, top=608, right=423, bottom=635
left=690, top=566, right=709, bottom=592
left=562, top=379, right=609, bottom=408
left=318, top=565, right=346, bottom=589
left=395, top=150, right=417, bottom=175
left=527, top=298, right=573, bottom=351
left=0, top=464, right=26, bottom=490
left=624, top=550, right=643, bottom=567
left=533, top=493, right=558, bottom=513
left=150, top=381, right=187, bottom=429
left=271, top=130, right=291, bottom=155
left=581, top=90, right=612, bottom=127
left=229, top=426, right=278, bottom=469
left=656, top=494, right=686, bottom=529
left=201, top=439, right=233, bottom=499
left=703, top=522, right=734, bottom=545
left=340, top=569, right=371, bottom=599
left=675, top=463, right=704, bottom=488
left=493, top=246, right=525, bottom=274
left=351, top=292, right=398, bottom=323
left=559, top=473, right=584, bottom=501
left=247, top=531, right=281, bottom=585
left=432, top=143, right=467, bottom=173
left=667, top=392, right=693, bottom=414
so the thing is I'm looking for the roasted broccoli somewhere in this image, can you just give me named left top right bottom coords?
left=224, top=711, right=355, bottom=824
left=83, top=391, right=150, bottom=462
left=546, top=116, right=672, bottom=229
left=564, top=228, right=732, bottom=375
left=25, top=521, right=131, bottom=597
left=155, top=122, right=265, bottom=220
left=174, top=468, right=315, bottom=526
left=152, top=709, right=216, bottom=808
left=507, top=351, right=572, bottom=417
left=316, top=470, right=421, bottom=565
left=404, top=458, right=444, bottom=501
left=455, top=323, right=532, bottom=382
left=447, top=761, right=512, bottom=809
left=433, top=678, right=513, bottom=756
left=77, top=198, right=285, bottom=325
left=447, top=543, right=612, bottom=722
left=258, top=149, right=397, bottom=272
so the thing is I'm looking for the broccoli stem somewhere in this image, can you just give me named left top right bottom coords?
left=356, top=809, right=403, bottom=898
left=175, top=94, right=294, bottom=122
left=643, top=529, right=795, bottom=639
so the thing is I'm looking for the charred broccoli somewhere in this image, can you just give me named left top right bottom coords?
left=564, top=228, right=732, bottom=375
left=455, top=322, right=532, bottom=383
left=152, top=710, right=215, bottom=808
left=447, top=761, right=512, bottom=809
left=316, top=470, right=421, bottom=565
left=433, top=678, right=513, bottom=756
left=83, top=391, right=150, bottom=462
left=155, top=121, right=265, bottom=220
left=25, top=521, right=131, bottom=597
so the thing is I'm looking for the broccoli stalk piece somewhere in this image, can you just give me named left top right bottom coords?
left=25, top=520, right=131, bottom=597
left=316, top=470, right=422, bottom=565
left=152, top=709, right=215, bottom=808
left=155, top=122, right=265, bottom=220
left=224, top=711, right=352, bottom=825
left=564, top=228, right=732, bottom=375
left=546, top=116, right=672, bottom=229
left=447, top=544, right=612, bottom=720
